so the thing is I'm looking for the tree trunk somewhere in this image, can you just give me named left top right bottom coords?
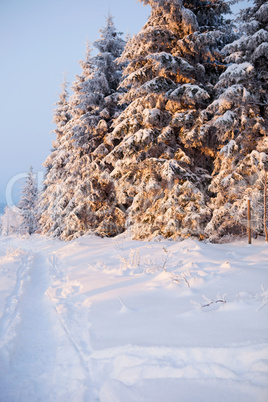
left=264, top=172, right=268, bottom=243
left=247, top=198, right=251, bottom=245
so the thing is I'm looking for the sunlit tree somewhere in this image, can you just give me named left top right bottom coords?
left=102, top=0, right=232, bottom=239
left=39, top=78, right=72, bottom=237
left=201, top=0, right=268, bottom=240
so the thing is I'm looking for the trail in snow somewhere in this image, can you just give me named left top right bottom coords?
left=46, top=253, right=95, bottom=395
left=0, top=250, right=93, bottom=402
left=0, top=251, right=32, bottom=347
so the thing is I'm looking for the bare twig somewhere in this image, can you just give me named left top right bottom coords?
left=201, top=299, right=226, bottom=308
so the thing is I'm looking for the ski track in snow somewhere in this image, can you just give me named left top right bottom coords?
left=0, top=247, right=94, bottom=402
left=0, top=236, right=267, bottom=401
left=0, top=251, right=32, bottom=348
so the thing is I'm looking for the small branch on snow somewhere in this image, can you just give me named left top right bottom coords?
left=201, top=299, right=226, bottom=308
left=192, top=293, right=227, bottom=309
left=171, top=269, right=193, bottom=288
left=171, top=272, right=191, bottom=288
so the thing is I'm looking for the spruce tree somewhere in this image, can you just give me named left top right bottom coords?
left=202, top=0, right=268, bottom=240
left=56, top=16, right=125, bottom=240
left=103, top=0, right=232, bottom=240
left=19, top=167, right=38, bottom=235
left=39, top=78, right=72, bottom=237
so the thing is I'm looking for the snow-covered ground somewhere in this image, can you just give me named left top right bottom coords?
left=0, top=234, right=267, bottom=401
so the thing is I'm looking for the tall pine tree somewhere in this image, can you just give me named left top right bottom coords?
left=40, top=16, right=126, bottom=240
left=39, top=78, right=72, bottom=237
left=102, top=0, right=232, bottom=239
left=202, top=0, right=268, bottom=240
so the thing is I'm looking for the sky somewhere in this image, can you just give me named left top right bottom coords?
left=0, top=0, right=252, bottom=205
left=0, top=0, right=150, bottom=204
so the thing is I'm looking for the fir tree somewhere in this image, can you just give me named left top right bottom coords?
left=39, top=78, right=72, bottom=237
left=202, top=0, right=268, bottom=240
left=42, top=16, right=126, bottom=240
left=102, top=0, right=232, bottom=240
left=19, top=167, right=38, bottom=235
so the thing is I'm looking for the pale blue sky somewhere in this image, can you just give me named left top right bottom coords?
left=0, top=0, right=250, bottom=204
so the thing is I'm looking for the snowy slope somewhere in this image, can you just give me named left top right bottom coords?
left=0, top=234, right=267, bottom=401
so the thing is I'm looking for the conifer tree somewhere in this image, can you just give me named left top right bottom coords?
left=201, top=0, right=268, bottom=240
left=1, top=206, right=22, bottom=236
left=103, top=0, right=232, bottom=239
left=19, top=167, right=38, bottom=235
left=39, top=79, right=72, bottom=237
left=53, top=16, right=125, bottom=240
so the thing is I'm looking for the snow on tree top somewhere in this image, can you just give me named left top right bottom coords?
left=93, top=15, right=125, bottom=57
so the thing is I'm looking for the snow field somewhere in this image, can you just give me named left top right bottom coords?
left=0, top=234, right=267, bottom=401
